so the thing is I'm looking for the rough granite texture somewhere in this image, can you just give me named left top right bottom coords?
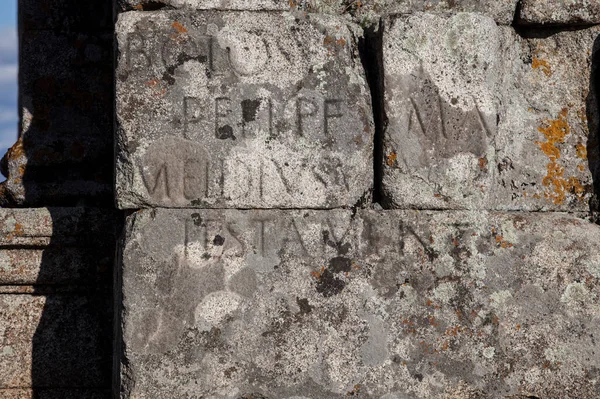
left=520, top=0, right=600, bottom=25
left=118, top=208, right=600, bottom=398
left=0, top=208, right=116, bottom=393
left=115, top=10, right=374, bottom=209
left=119, top=0, right=290, bottom=11
left=382, top=13, right=599, bottom=211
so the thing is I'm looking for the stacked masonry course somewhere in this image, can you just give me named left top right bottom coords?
left=1, top=0, right=600, bottom=398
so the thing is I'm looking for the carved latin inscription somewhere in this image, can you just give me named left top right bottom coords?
left=141, top=139, right=209, bottom=204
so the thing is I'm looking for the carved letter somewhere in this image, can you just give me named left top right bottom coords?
left=183, top=97, right=203, bottom=137
left=324, top=99, right=343, bottom=137
left=142, top=163, right=170, bottom=199
left=296, top=98, right=318, bottom=137
left=126, top=32, right=151, bottom=70
left=215, top=97, right=235, bottom=140
left=183, top=159, right=207, bottom=200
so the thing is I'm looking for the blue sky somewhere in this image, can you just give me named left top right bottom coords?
left=0, top=0, right=17, bottom=160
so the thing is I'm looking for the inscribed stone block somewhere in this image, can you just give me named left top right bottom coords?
left=115, top=11, right=374, bottom=209
left=118, top=208, right=600, bottom=398
left=493, top=26, right=600, bottom=211
left=381, top=13, right=500, bottom=210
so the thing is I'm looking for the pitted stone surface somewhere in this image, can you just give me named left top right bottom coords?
left=115, top=11, right=373, bottom=209
left=493, top=26, right=599, bottom=211
left=520, top=0, right=600, bottom=25
left=119, top=0, right=289, bottom=10
left=118, top=209, right=600, bottom=398
left=382, top=14, right=599, bottom=211
left=382, top=13, right=501, bottom=210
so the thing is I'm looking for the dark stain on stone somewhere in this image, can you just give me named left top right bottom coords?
left=316, top=268, right=346, bottom=297
left=329, top=256, right=352, bottom=273
left=322, top=230, right=351, bottom=255
left=162, top=52, right=209, bottom=85
left=217, top=125, right=236, bottom=140
left=296, top=297, right=313, bottom=315
left=241, top=99, right=261, bottom=122
left=191, top=213, right=202, bottom=226
left=202, top=253, right=211, bottom=260
left=414, top=372, right=423, bottom=381
left=224, top=366, right=237, bottom=378
left=213, top=234, right=225, bottom=246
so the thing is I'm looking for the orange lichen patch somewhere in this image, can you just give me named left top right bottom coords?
left=311, top=266, right=325, bottom=279
left=133, top=4, right=143, bottom=9
left=289, top=0, right=296, bottom=6
left=172, top=21, right=188, bottom=34
left=576, top=143, right=587, bottom=160
left=386, top=152, right=397, bottom=166
left=516, top=324, right=521, bottom=330
left=532, top=57, right=552, bottom=77
left=428, top=316, right=439, bottom=327
left=578, top=164, right=586, bottom=172
left=14, top=223, right=24, bottom=236
left=345, top=384, right=361, bottom=397
left=145, top=79, right=160, bottom=87
left=535, top=108, right=587, bottom=205
left=478, top=157, right=488, bottom=170
left=491, top=228, right=513, bottom=248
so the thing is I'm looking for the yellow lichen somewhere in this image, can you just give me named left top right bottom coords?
left=576, top=143, right=587, bottom=160
left=532, top=57, right=552, bottom=77
left=386, top=152, right=397, bottom=166
left=534, top=108, right=586, bottom=205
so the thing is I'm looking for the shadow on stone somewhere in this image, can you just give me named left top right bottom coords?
left=586, top=33, right=600, bottom=222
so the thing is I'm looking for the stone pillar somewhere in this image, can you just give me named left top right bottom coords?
left=0, top=0, right=118, bottom=397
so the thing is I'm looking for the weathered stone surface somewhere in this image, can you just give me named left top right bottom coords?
left=493, top=26, right=599, bottom=211
left=519, top=0, right=600, bottom=25
left=380, top=0, right=518, bottom=25
left=382, top=14, right=599, bottom=211
left=115, top=11, right=374, bottom=209
left=119, top=0, right=289, bottom=11
left=382, top=13, right=501, bottom=210
left=118, top=208, right=600, bottom=398
left=0, top=294, right=112, bottom=389
left=0, top=30, right=113, bottom=206
left=0, top=208, right=118, bottom=247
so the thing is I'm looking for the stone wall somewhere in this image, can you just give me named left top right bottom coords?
left=1, top=0, right=600, bottom=398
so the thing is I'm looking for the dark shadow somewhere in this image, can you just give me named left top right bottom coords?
left=587, top=33, right=600, bottom=223
left=0, top=0, right=118, bottom=397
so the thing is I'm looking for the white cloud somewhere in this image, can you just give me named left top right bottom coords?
left=0, top=109, right=17, bottom=124
left=0, top=27, right=17, bottom=54
left=0, top=64, right=16, bottom=85
left=0, top=127, right=17, bottom=150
